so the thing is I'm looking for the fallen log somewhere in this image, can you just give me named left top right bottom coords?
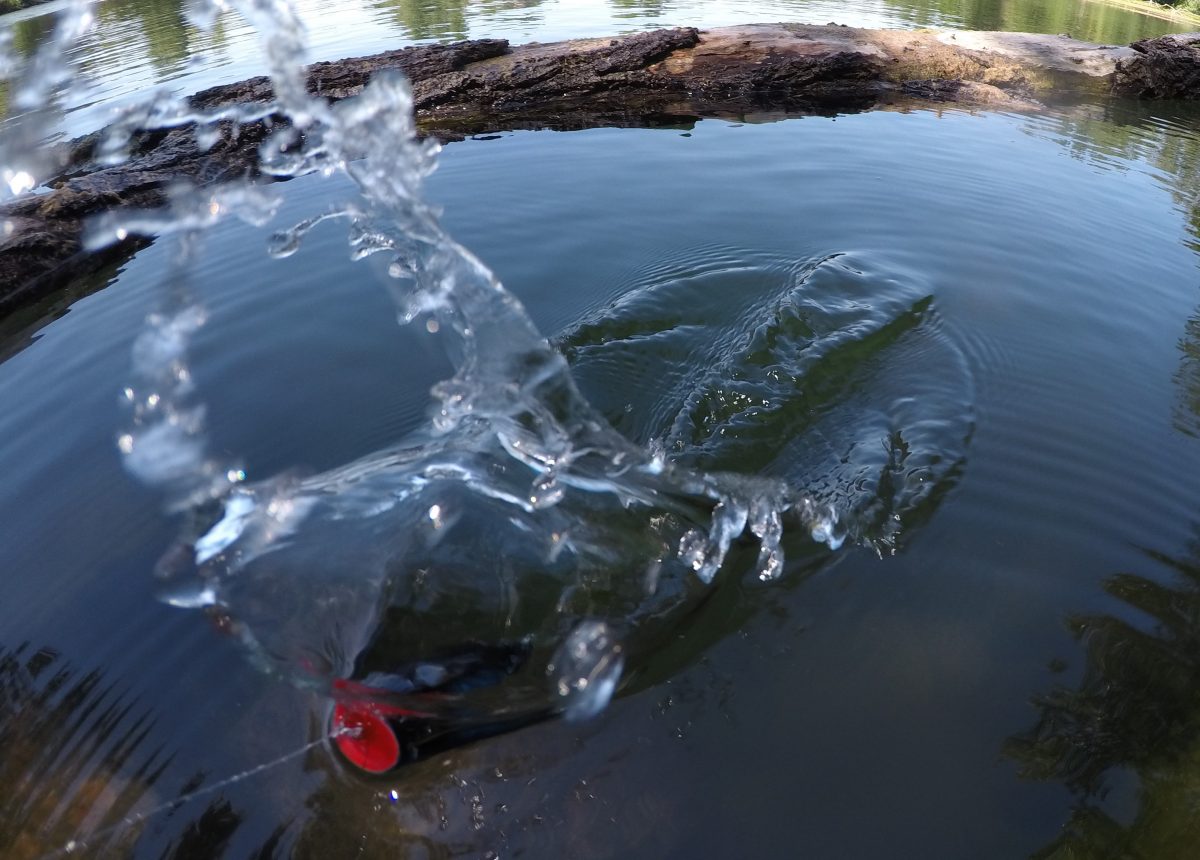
left=2, top=24, right=1198, bottom=318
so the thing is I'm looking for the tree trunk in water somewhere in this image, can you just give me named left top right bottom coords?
left=2, top=24, right=1198, bottom=315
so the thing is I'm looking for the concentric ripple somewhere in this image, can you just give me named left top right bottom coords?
left=561, top=247, right=977, bottom=552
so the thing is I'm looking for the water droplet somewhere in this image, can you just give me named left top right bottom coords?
left=195, top=124, right=222, bottom=152
left=428, top=503, right=446, bottom=529
left=161, top=582, right=217, bottom=609
left=548, top=620, right=624, bottom=721
left=4, top=170, right=34, bottom=196
left=529, top=472, right=564, bottom=509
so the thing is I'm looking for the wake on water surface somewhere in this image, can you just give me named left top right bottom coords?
left=1, top=0, right=971, bottom=772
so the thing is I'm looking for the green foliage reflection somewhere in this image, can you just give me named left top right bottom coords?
left=372, top=0, right=546, bottom=41
left=1006, top=529, right=1200, bottom=859
left=1175, top=311, right=1200, bottom=439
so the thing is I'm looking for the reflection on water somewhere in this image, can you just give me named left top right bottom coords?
left=1020, top=102, right=1200, bottom=447
left=1177, top=312, right=1200, bottom=439
left=1, top=0, right=1194, bottom=135
left=373, top=0, right=548, bottom=41
left=3, top=0, right=1200, bottom=856
left=1005, top=527, right=1200, bottom=859
left=372, top=0, right=472, bottom=41
left=1024, top=102, right=1200, bottom=239
left=998, top=176, right=1200, bottom=844
left=3, top=0, right=230, bottom=64
left=0, top=643, right=161, bottom=858
left=0, top=0, right=234, bottom=126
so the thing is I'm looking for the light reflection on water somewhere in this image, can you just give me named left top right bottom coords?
left=0, top=0, right=1194, bottom=135
left=3, top=0, right=1200, bottom=855
left=1, top=96, right=1200, bottom=855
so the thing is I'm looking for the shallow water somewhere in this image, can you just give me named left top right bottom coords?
left=5, top=0, right=1200, bottom=858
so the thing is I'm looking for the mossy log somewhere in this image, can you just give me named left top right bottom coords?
left=2, top=24, right=1198, bottom=317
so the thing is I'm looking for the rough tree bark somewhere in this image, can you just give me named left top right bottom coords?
left=1, top=24, right=1198, bottom=317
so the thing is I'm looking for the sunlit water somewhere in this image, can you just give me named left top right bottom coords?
left=0, top=0, right=1193, bottom=136
left=3, top=0, right=1200, bottom=858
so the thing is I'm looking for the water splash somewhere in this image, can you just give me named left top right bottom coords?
left=0, top=0, right=96, bottom=200
left=549, top=621, right=624, bottom=721
left=560, top=248, right=975, bottom=555
left=14, top=0, right=843, bottom=729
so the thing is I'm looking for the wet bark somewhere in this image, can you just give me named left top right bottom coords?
left=1113, top=33, right=1200, bottom=97
left=2, top=24, right=1198, bottom=317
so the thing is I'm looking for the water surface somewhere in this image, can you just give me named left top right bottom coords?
left=0, top=0, right=1194, bottom=134
left=5, top=0, right=1200, bottom=857
left=3, top=90, right=1200, bottom=855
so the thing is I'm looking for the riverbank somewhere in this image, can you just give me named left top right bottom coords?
left=1, top=24, right=1198, bottom=317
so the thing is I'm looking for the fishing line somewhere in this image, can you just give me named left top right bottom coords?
left=45, top=725, right=358, bottom=858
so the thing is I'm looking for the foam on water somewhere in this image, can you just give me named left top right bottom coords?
left=0, top=0, right=844, bottom=724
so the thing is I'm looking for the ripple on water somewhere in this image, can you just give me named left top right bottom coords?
left=560, top=247, right=977, bottom=552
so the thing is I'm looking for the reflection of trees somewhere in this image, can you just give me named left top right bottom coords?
left=373, top=0, right=545, bottom=42
left=0, top=12, right=52, bottom=115
left=1026, top=100, right=1200, bottom=243
left=1025, top=99, right=1200, bottom=444
left=884, top=0, right=1186, bottom=44
left=4, top=8, right=53, bottom=58
left=0, top=640, right=264, bottom=857
left=373, top=0, right=469, bottom=41
left=610, top=0, right=673, bottom=19
left=1005, top=530, right=1200, bottom=859
left=93, top=0, right=233, bottom=75
left=1176, top=311, right=1200, bottom=439
left=0, top=642, right=168, bottom=858
left=2, top=0, right=233, bottom=76
left=100, top=0, right=191, bottom=74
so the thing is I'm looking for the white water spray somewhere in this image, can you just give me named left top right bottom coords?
left=4, top=0, right=844, bottom=741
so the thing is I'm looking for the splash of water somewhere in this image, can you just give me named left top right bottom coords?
left=6, top=0, right=843, bottom=729
left=0, top=0, right=96, bottom=198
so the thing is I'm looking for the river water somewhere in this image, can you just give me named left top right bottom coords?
left=0, top=0, right=1192, bottom=134
left=3, top=1, right=1200, bottom=859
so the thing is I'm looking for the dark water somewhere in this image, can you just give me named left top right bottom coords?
left=0, top=0, right=1194, bottom=133
left=5, top=2, right=1200, bottom=859
left=4, top=96, right=1200, bottom=856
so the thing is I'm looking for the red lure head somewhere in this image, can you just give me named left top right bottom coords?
left=332, top=703, right=401, bottom=773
